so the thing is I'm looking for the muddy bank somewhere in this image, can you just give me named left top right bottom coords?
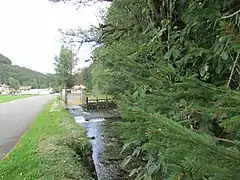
left=68, top=106, right=129, bottom=180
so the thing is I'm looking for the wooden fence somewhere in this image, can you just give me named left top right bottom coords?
left=60, top=88, right=116, bottom=110
left=84, top=97, right=117, bottom=110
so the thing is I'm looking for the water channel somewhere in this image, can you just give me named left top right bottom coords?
left=68, top=106, right=129, bottom=180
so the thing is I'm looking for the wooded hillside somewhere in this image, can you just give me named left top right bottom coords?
left=0, top=53, right=56, bottom=88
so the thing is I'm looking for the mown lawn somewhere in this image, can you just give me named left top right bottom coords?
left=0, top=95, right=32, bottom=103
left=0, top=99, right=95, bottom=180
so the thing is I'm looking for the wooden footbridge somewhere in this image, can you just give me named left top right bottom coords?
left=83, top=97, right=117, bottom=110
left=60, top=88, right=117, bottom=110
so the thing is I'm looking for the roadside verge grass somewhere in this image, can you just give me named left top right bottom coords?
left=0, top=95, right=33, bottom=103
left=0, top=99, right=96, bottom=180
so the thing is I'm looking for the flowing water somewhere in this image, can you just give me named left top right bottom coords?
left=68, top=106, right=128, bottom=180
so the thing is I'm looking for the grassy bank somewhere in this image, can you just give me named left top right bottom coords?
left=0, top=99, right=95, bottom=180
left=0, top=95, right=32, bottom=103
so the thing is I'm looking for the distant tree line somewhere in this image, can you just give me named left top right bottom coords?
left=0, top=53, right=57, bottom=89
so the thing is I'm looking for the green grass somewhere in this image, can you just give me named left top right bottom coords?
left=0, top=99, right=95, bottom=180
left=0, top=95, right=33, bottom=103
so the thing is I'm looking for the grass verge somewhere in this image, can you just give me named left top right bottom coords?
left=0, top=99, right=96, bottom=180
left=0, top=95, right=33, bottom=103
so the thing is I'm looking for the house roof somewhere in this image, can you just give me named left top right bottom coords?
left=72, top=84, right=87, bottom=90
left=0, top=84, right=9, bottom=88
left=19, top=86, right=32, bottom=90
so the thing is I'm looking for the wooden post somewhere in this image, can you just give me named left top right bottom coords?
left=80, top=89, right=82, bottom=105
left=106, top=95, right=108, bottom=109
left=60, top=89, right=62, bottom=100
left=65, top=90, right=68, bottom=104
left=96, top=97, right=99, bottom=110
left=82, top=89, right=86, bottom=104
left=61, top=89, right=67, bottom=103
left=86, top=97, right=89, bottom=110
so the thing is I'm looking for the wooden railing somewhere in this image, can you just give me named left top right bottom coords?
left=84, top=97, right=116, bottom=110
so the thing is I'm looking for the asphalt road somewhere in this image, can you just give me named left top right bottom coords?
left=0, top=95, right=55, bottom=160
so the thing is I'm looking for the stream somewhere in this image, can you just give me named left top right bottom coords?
left=68, top=106, right=128, bottom=180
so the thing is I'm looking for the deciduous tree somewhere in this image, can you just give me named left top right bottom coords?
left=54, top=46, right=78, bottom=88
left=8, top=77, right=20, bottom=89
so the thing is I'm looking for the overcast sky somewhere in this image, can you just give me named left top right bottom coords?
left=0, top=0, right=108, bottom=73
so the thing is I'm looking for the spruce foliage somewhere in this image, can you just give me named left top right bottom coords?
left=72, top=0, right=240, bottom=179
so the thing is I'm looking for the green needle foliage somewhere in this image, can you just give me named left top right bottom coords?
left=64, top=0, right=240, bottom=179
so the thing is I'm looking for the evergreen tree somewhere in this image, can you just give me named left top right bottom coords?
left=56, top=0, right=240, bottom=179
left=90, top=0, right=240, bottom=179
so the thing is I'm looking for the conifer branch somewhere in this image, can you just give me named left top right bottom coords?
left=221, top=9, right=240, bottom=19
left=216, top=137, right=240, bottom=144
left=227, top=52, right=239, bottom=88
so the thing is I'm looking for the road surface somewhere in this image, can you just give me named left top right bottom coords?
left=0, top=95, right=55, bottom=159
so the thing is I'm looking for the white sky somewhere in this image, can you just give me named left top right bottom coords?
left=0, top=0, right=108, bottom=73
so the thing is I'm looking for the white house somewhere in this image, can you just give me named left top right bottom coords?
left=20, top=88, right=53, bottom=95
left=0, top=84, right=10, bottom=94
left=72, top=84, right=87, bottom=93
